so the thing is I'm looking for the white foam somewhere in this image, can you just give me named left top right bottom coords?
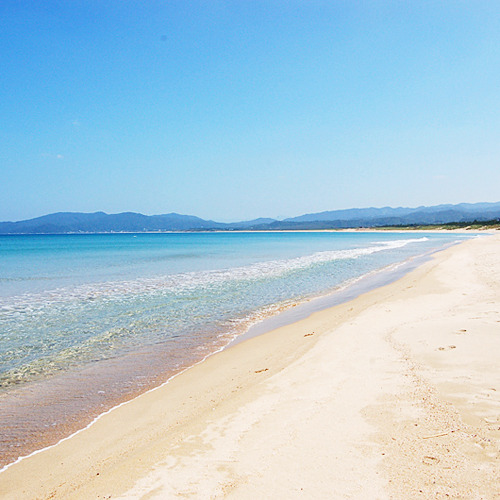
left=0, top=238, right=428, bottom=314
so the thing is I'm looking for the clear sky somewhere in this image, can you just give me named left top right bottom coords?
left=1, top=1, right=500, bottom=222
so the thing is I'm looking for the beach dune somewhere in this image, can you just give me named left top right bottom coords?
left=1, top=234, right=499, bottom=498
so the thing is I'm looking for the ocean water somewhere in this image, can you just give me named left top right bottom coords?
left=0, top=231, right=471, bottom=467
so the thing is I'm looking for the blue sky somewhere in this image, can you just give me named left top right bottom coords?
left=1, top=1, right=500, bottom=222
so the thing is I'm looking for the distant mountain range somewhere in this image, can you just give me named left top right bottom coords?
left=1, top=202, right=499, bottom=234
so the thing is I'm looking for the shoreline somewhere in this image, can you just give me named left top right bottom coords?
left=0, top=238, right=461, bottom=472
left=229, top=241, right=455, bottom=347
left=0, top=227, right=496, bottom=236
left=1, top=234, right=499, bottom=498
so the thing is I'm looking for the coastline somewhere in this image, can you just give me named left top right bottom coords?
left=0, top=236, right=459, bottom=471
left=0, top=232, right=460, bottom=469
left=1, top=234, right=499, bottom=498
left=1, top=227, right=495, bottom=235
left=229, top=242, right=453, bottom=347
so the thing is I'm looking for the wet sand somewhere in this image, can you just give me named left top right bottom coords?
left=1, top=233, right=499, bottom=498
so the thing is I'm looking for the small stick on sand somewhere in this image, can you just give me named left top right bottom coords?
left=421, top=429, right=459, bottom=439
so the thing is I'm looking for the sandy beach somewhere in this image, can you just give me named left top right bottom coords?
left=1, top=233, right=499, bottom=499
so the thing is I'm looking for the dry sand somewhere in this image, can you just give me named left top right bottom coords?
left=1, top=234, right=499, bottom=499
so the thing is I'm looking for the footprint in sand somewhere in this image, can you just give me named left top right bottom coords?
left=437, top=345, right=457, bottom=351
left=422, top=456, right=440, bottom=465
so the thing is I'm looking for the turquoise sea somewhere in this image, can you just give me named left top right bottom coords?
left=0, top=231, right=472, bottom=467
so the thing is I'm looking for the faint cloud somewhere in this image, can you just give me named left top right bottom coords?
left=72, top=119, right=81, bottom=127
left=40, top=153, right=64, bottom=160
left=433, top=174, right=447, bottom=180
